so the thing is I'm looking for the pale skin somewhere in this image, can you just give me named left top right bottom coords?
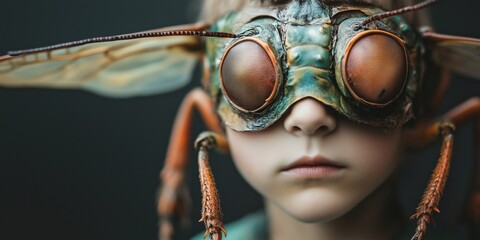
left=226, top=97, right=405, bottom=240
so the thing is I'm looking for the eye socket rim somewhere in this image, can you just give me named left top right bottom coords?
left=219, top=37, right=280, bottom=113
left=341, top=30, right=409, bottom=107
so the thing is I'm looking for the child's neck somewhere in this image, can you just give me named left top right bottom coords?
left=265, top=180, right=403, bottom=240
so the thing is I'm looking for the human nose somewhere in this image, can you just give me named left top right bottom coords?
left=283, top=98, right=337, bottom=136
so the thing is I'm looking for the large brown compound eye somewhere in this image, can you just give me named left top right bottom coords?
left=343, top=30, right=408, bottom=106
left=220, top=38, right=279, bottom=112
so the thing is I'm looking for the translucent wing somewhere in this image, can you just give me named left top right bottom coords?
left=0, top=24, right=208, bottom=98
left=423, top=31, right=480, bottom=80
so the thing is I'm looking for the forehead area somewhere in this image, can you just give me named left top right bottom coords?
left=242, top=0, right=377, bottom=25
left=278, top=0, right=330, bottom=23
left=276, top=1, right=336, bottom=46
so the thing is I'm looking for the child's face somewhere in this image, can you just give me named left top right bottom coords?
left=226, top=97, right=402, bottom=222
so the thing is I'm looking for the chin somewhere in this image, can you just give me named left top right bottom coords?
left=284, top=204, right=349, bottom=223
left=276, top=189, right=358, bottom=223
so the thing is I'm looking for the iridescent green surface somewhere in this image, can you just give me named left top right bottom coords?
left=206, top=0, right=424, bottom=131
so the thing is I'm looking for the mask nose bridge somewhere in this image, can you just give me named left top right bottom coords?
left=281, top=65, right=340, bottom=117
left=283, top=22, right=337, bottom=105
left=285, top=65, right=337, bottom=95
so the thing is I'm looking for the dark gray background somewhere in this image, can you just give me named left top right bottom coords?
left=0, top=0, right=479, bottom=239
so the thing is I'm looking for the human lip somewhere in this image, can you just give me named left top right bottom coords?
left=280, top=155, right=346, bottom=178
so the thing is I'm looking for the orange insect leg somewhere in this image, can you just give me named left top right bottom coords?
left=404, top=97, right=480, bottom=240
left=157, top=88, right=225, bottom=240
left=195, top=132, right=228, bottom=240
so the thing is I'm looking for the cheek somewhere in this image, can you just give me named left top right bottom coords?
left=226, top=128, right=279, bottom=194
left=363, top=135, right=401, bottom=175
left=337, top=126, right=402, bottom=195
left=342, top=126, right=402, bottom=174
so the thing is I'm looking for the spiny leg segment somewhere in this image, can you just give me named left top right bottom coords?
left=405, top=97, right=480, bottom=240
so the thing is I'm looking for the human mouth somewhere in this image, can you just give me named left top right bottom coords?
left=280, top=155, right=346, bottom=179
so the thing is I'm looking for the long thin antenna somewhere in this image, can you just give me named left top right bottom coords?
left=8, top=30, right=236, bottom=56
left=361, top=0, right=439, bottom=26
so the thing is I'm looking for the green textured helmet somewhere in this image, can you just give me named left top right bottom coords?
left=204, top=0, right=423, bottom=131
